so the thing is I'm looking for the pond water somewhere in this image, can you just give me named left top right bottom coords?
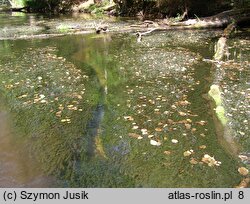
left=0, top=12, right=249, bottom=187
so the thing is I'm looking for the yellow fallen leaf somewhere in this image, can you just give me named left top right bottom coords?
left=171, top=139, right=178, bottom=144
left=18, top=94, right=28, bottom=99
left=183, top=151, right=192, bottom=157
left=150, top=139, right=161, bottom=146
left=124, top=116, right=134, bottom=121
left=164, top=150, right=171, bottom=155
left=179, top=111, right=187, bottom=116
left=238, top=167, right=249, bottom=176
left=199, top=145, right=206, bottom=149
left=132, top=126, right=139, bottom=130
left=185, top=123, right=191, bottom=129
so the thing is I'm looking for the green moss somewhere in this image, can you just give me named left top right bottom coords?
left=208, top=84, right=222, bottom=106
left=216, top=106, right=227, bottom=126
left=208, top=85, right=227, bottom=126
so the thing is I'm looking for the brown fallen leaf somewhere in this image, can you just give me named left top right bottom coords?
left=185, top=123, right=191, bottom=129
left=168, top=119, right=174, bottom=124
left=164, top=150, right=171, bottom=155
left=235, top=178, right=250, bottom=188
left=155, top=127, right=163, bottom=132
left=190, top=158, right=198, bottom=165
left=128, top=133, right=141, bottom=138
left=56, top=111, right=62, bottom=117
left=176, top=120, right=187, bottom=124
left=196, top=120, right=207, bottom=126
left=191, top=128, right=197, bottom=133
left=176, top=100, right=190, bottom=106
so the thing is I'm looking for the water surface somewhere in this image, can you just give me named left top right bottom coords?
left=0, top=12, right=249, bottom=187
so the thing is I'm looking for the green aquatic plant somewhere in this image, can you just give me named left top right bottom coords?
left=56, top=24, right=71, bottom=33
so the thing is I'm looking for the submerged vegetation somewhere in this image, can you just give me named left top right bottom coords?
left=0, top=0, right=249, bottom=188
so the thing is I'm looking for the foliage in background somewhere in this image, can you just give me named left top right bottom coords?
left=114, top=0, right=250, bottom=18
left=7, top=0, right=250, bottom=16
left=25, top=0, right=80, bottom=13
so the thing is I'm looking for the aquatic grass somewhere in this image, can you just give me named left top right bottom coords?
left=56, top=24, right=72, bottom=33
left=99, top=34, right=242, bottom=187
left=0, top=45, right=99, bottom=183
left=0, top=29, right=246, bottom=187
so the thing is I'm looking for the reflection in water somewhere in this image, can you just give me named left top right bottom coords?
left=71, top=34, right=112, bottom=96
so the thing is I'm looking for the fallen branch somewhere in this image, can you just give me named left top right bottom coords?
left=136, top=28, right=158, bottom=42
left=166, top=8, right=250, bottom=28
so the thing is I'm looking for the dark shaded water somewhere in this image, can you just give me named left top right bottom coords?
left=0, top=13, right=249, bottom=187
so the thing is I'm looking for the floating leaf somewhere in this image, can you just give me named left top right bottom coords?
left=39, top=94, right=45, bottom=99
left=132, top=125, right=139, bottom=130
left=141, top=129, right=148, bottom=135
left=191, top=128, right=197, bottom=133
left=171, top=139, right=178, bottom=144
left=199, top=145, right=207, bottom=149
left=179, top=111, right=187, bottom=116
left=18, top=94, right=28, bottom=99
left=171, top=105, right=177, bottom=109
left=238, top=167, right=249, bottom=176
left=128, top=133, right=141, bottom=138
left=155, top=127, right=163, bottom=132
left=200, top=133, right=206, bottom=137
left=185, top=123, right=191, bottom=129
left=184, top=151, right=192, bottom=157
left=235, top=178, right=250, bottom=188
left=164, top=150, right=171, bottom=155
left=61, top=118, right=71, bottom=123
left=124, top=116, right=134, bottom=121
left=40, top=99, right=47, bottom=103
left=168, top=119, right=174, bottom=124
left=56, top=111, right=62, bottom=117
left=150, top=139, right=161, bottom=146
left=190, top=158, right=198, bottom=165
left=196, top=120, right=207, bottom=126
left=202, top=154, right=221, bottom=167
left=177, top=100, right=190, bottom=106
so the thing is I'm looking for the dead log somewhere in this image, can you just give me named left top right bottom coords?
left=10, top=7, right=29, bottom=12
left=166, top=8, right=250, bottom=28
